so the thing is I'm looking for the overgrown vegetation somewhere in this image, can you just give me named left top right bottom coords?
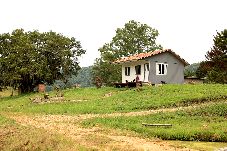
left=82, top=102, right=227, bottom=142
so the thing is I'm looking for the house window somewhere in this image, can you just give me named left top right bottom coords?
left=135, top=65, right=141, bottom=75
left=125, top=67, right=130, bottom=76
left=156, top=63, right=168, bottom=75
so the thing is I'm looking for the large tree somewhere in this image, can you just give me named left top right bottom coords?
left=197, top=29, right=227, bottom=83
left=92, top=20, right=162, bottom=85
left=0, top=29, right=85, bottom=93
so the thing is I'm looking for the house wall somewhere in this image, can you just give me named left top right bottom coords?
left=122, top=60, right=149, bottom=83
left=147, top=52, right=185, bottom=84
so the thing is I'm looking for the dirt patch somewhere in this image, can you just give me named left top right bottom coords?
left=7, top=113, right=196, bottom=151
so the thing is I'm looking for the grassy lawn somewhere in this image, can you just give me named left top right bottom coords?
left=0, top=114, right=87, bottom=151
left=1, top=84, right=227, bottom=150
left=0, top=84, right=227, bottom=115
left=82, top=102, right=227, bottom=142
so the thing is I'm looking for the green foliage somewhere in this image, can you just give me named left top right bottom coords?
left=196, top=61, right=209, bottom=78
left=184, top=63, right=200, bottom=77
left=92, top=58, right=121, bottom=86
left=207, top=68, right=227, bottom=83
left=66, top=66, right=94, bottom=87
left=0, top=29, right=85, bottom=93
left=92, top=20, right=162, bottom=86
left=82, top=103, right=227, bottom=142
left=198, top=29, right=227, bottom=83
left=99, top=20, right=162, bottom=60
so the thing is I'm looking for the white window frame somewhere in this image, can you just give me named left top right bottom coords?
left=125, top=67, right=130, bottom=76
left=156, top=63, right=168, bottom=75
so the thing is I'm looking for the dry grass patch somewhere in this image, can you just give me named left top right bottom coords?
left=0, top=115, right=87, bottom=151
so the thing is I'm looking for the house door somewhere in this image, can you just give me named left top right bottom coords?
left=144, top=63, right=149, bottom=82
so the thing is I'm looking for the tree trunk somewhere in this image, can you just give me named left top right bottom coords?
left=19, top=75, right=35, bottom=94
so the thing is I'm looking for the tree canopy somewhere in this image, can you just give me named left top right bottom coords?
left=197, top=29, right=227, bottom=83
left=99, top=20, right=162, bottom=61
left=92, top=20, right=162, bottom=85
left=0, top=29, right=85, bottom=93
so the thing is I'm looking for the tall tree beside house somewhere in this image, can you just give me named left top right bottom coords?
left=197, top=29, right=227, bottom=83
left=92, top=20, right=162, bottom=85
left=92, top=58, right=121, bottom=86
left=0, top=29, right=85, bottom=93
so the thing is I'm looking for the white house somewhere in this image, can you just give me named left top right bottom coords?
left=114, top=49, right=189, bottom=84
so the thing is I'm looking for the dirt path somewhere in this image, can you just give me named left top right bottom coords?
left=7, top=114, right=195, bottom=151
left=5, top=105, right=201, bottom=151
left=8, top=102, right=216, bottom=124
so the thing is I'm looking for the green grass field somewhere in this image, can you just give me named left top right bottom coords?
left=82, top=102, right=227, bottom=142
left=0, top=84, right=227, bottom=150
left=0, top=84, right=226, bottom=115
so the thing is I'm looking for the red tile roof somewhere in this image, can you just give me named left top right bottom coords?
left=114, top=49, right=189, bottom=66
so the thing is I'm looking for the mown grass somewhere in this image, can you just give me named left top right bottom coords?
left=0, top=84, right=227, bottom=115
left=0, top=114, right=88, bottom=151
left=82, top=102, right=227, bottom=143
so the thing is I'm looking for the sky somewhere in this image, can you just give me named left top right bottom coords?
left=0, top=0, right=226, bottom=67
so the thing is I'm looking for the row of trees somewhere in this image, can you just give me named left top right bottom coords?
left=0, top=21, right=226, bottom=94
left=0, top=29, right=85, bottom=93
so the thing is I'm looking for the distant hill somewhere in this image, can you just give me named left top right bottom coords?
left=67, top=66, right=93, bottom=87
left=184, top=63, right=200, bottom=77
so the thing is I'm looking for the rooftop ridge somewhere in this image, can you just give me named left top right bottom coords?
left=114, top=49, right=189, bottom=66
